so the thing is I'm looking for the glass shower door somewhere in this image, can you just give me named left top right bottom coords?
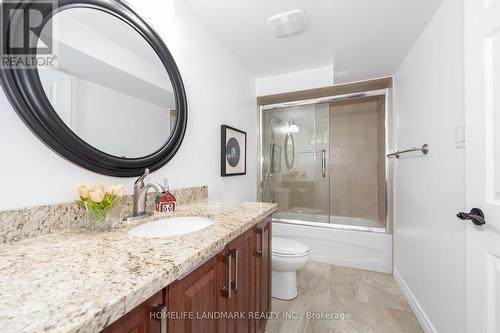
left=261, top=103, right=330, bottom=224
left=328, top=97, right=386, bottom=229
left=261, top=93, right=387, bottom=232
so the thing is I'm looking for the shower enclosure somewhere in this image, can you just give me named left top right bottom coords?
left=260, top=90, right=390, bottom=233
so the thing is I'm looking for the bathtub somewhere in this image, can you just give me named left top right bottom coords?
left=274, top=212, right=385, bottom=230
left=272, top=217, right=393, bottom=273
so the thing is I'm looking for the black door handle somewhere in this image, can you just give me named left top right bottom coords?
left=457, top=208, right=486, bottom=226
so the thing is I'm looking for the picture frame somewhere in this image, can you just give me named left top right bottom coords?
left=221, top=125, right=247, bottom=176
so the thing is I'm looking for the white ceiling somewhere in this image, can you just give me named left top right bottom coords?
left=184, top=0, right=444, bottom=83
left=333, top=0, right=444, bottom=83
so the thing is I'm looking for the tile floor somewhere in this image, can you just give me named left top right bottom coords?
left=265, top=262, right=423, bottom=333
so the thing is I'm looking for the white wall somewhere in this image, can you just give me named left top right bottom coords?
left=51, top=9, right=172, bottom=92
left=76, top=79, right=170, bottom=158
left=0, top=0, right=256, bottom=210
left=256, top=65, right=334, bottom=96
left=39, top=68, right=172, bottom=158
left=393, top=0, right=465, bottom=332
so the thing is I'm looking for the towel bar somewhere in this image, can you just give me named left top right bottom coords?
left=387, top=144, right=429, bottom=158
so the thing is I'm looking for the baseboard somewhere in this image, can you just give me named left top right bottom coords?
left=393, top=267, right=437, bottom=333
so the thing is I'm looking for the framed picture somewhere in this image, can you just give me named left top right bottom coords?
left=221, top=125, right=247, bottom=176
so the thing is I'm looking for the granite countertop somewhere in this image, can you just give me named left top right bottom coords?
left=0, top=200, right=277, bottom=333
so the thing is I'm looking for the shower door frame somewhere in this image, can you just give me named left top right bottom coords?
left=257, top=86, right=394, bottom=235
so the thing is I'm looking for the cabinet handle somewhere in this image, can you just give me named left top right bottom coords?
left=151, top=304, right=167, bottom=333
left=256, top=228, right=263, bottom=257
left=221, top=253, right=232, bottom=298
left=231, top=249, right=238, bottom=291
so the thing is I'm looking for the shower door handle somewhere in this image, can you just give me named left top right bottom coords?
left=321, top=149, right=326, bottom=178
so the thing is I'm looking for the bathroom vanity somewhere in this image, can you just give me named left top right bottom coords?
left=102, top=216, right=271, bottom=333
left=0, top=198, right=276, bottom=333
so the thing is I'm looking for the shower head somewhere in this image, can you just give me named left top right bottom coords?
left=270, top=118, right=282, bottom=135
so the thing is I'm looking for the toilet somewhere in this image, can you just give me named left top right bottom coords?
left=271, top=237, right=310, bottom=300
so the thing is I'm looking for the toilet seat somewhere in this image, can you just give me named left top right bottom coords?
left=272, top=237, right=309, bottom=257
left=272, top=251, right=309, bottom=258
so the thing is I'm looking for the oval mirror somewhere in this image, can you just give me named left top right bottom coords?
left=285, top=132, right=295, bottom=169
left=38, top=8, right=176, bottom=158
left=0, top=0, right=187, bottom=176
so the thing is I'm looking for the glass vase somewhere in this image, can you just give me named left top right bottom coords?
left=85, top=203, right=117, bottom=232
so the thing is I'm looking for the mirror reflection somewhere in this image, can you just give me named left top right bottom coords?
left=37, top=8, right=176, bottom=158
left=285, top=132, right=295, bottom=170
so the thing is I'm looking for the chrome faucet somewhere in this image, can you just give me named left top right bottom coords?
left=126, top=169, right=164, bottom=220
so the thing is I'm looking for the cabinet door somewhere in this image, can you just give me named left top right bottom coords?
left=226, top=228, right=255, bottom=333
left=100, top=290, right=165, bottom=333
left=168, top=254, right=226, bottom=333
left=255, top=217, right=272, bottom=333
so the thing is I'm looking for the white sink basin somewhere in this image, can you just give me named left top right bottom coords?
left=127, top=216, right=213, bottom=238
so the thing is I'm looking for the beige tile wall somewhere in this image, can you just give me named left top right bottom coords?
left=330, top=100, right=383, bottom=223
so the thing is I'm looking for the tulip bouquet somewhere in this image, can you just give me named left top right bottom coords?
left=76, top=183, right=126, bottom=229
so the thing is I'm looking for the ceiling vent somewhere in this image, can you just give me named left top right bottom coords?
left=267, top=9, right=308, bottom=39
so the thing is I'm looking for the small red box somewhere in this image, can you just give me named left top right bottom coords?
left=156, top=192, right=176, bottom=213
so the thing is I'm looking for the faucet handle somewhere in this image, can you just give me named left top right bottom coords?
left=163, top=177, right=169, bottom=192
left=135, top=168, right=150, bottom=187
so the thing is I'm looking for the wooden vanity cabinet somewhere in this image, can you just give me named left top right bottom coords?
left=166, top=227, right=258, bottom=333
left=254, top=217, right=272, bottom=333
left=100, top=215, right=272, bottom=333
left=167, top=253, right=227, bottom=333
left=225, top=226, right=256, bottom=333
left=222, top=217, right=272, bottom=333
left=100, top=290, right=165, bottom=333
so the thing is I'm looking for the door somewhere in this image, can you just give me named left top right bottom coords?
left=255, top=218, right=272, bottom=333
left=168, top=254, right=226, bottom=333
left=464, top=0, right=500, bottom=332
left=38, top=68, right=78, bottom=129
left=226, top=228, right=255, bottom=333
left=261, top=103, right=330, bottom=223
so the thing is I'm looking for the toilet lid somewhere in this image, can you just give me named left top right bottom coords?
left=272, top=237, right=309, bottom=256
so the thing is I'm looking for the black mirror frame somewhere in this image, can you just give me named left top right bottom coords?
left=0, top=0, right=187, bottom=177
